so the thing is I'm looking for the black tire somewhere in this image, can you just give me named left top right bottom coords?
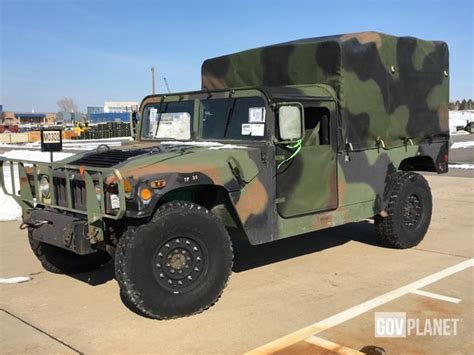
left=28, top=230, right=111, bottom=274
left=375, top=172, right=432, bottom=249
left=115, top=201, right=233, bottom=319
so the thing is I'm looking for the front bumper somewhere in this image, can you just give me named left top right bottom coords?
left=26, top=209, right=98, bottom=255
left=0, top=158, right=127, bottom=243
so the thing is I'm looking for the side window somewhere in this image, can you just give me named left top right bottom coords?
left=302, top=106, right=330, bottom=146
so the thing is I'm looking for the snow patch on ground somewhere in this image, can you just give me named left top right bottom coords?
left=451, top=141, right=474, bottom=149
left=450, top=111, right=473, bottom=133
left=0, top=276, right=31, bottom=284
left=449, top=163, right=474, bottom=170
left=0, top=150, right=74, bottom=221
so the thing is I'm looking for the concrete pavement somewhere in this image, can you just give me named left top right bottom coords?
left=0, top=175, right=473, bottom=354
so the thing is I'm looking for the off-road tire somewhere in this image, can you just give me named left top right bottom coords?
left=115, top=201, right=233, bottom=319
left=375, top=172, right=432, bottom=249
left=28, top=230, right=111, bottom=274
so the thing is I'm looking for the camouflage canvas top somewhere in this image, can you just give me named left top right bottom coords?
left=201, top=31, right=449, bottom=150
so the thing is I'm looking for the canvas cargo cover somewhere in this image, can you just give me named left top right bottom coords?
left=201, top=32, right=449, bottom=150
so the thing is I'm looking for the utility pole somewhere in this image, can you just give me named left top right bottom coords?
left=151, top=66, right=156, bottom=95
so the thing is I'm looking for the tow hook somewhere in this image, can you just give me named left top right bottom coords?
left=19, top=220, right=51, bottom=230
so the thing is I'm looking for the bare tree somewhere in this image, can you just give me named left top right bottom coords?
left=57, top=97, right=80, bottom=113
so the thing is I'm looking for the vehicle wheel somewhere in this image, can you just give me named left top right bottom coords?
left=375, top=172, right=432, bottom=249
left=115, top=201, right=233, bottom=319
left=28, top=230, right=111, bottom=274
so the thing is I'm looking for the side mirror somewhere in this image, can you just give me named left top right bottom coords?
left=278, top=103, right=304, bottom=141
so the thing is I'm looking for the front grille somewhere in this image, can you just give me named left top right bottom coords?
left=53, top=176, right=86, bottom=210
left=69, top=149, right=149, bottom=168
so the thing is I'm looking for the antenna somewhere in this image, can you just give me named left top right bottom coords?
left=163, top=77, right=171, bottom=93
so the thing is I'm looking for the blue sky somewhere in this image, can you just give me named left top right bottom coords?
left=1, top=0, right=472, bottom=112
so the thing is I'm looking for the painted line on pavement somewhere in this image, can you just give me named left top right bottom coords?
left=410, top=289, right=461, bottom=303
left=305, top=335, right=364, bottom=354
left=246, top=258, right=474, bottom=354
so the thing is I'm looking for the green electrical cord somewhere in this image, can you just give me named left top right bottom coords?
left=277, top=139, right=302, bottom=169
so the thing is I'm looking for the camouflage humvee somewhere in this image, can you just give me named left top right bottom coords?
left=0, top=32, right=449, bottom=319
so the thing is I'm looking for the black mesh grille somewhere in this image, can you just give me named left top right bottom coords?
left=69, top=149, right=149, bottom=168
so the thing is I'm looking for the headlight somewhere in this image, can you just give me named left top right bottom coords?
left=39, top=175, right=50, bottom=198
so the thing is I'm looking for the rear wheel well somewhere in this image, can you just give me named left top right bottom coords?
left=156, top=185, right=246, bottom=240
left=399, top=156, right=436, bottom=172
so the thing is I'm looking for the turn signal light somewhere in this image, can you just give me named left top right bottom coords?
left=140, top=187, right=153, bottom=201
left=124, top=179, right=132, bottom=193
left=150, top=179, right=166, bottom=189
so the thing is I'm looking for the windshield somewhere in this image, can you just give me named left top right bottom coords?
left=201, top=96, right=266, bottom=140
left=140, top=96, right=268, bottom=141
left=141, top=100, right=194, bottom=140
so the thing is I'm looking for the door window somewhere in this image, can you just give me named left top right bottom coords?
left=302, top=107, right=330, bottom=146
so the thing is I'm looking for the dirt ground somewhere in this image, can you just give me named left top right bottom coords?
left=0, top=174, right=473, bottom=354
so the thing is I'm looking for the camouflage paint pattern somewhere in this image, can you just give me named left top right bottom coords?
left=202, top=31, right=449, bottom=150
left=0, top=32, right=450, bottom=248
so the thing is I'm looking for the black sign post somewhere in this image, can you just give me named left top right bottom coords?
left=40, top=129, right=63, bottom=162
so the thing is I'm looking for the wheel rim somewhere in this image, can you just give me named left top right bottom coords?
left=152, top=237, right=206, bottom=294
left=403, top=194, right=423, bottom=230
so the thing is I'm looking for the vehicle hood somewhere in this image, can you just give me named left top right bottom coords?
left=61, top=141, right=265, bottom=185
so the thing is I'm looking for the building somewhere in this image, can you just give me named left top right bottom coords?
left=56, top=112, right=82, bottom=124
left=87, top=106, right=105, bottom=114
left=1, top=111, right=57, bottom=126
left=104, top=101, right=138, bottom=113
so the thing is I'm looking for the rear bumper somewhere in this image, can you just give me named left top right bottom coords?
left=26, top=209, right=98, bottom=255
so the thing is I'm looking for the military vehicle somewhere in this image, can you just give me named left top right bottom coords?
left=0, top=32, right=449, bottom=319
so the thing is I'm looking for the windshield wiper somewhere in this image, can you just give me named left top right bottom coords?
left=222, top=98, right=236, bottom=138
left=153, top=96, right=166, bottom=137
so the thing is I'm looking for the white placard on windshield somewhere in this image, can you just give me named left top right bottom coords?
left=154, top=112, right=191, bottom=140
left=249, top=107, right=265, bottom=123
left=241, top=123, right=252, bottom=135
left=251, top=123, right=265, bottom=136
left=149, top=108, right=158, bottom=122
